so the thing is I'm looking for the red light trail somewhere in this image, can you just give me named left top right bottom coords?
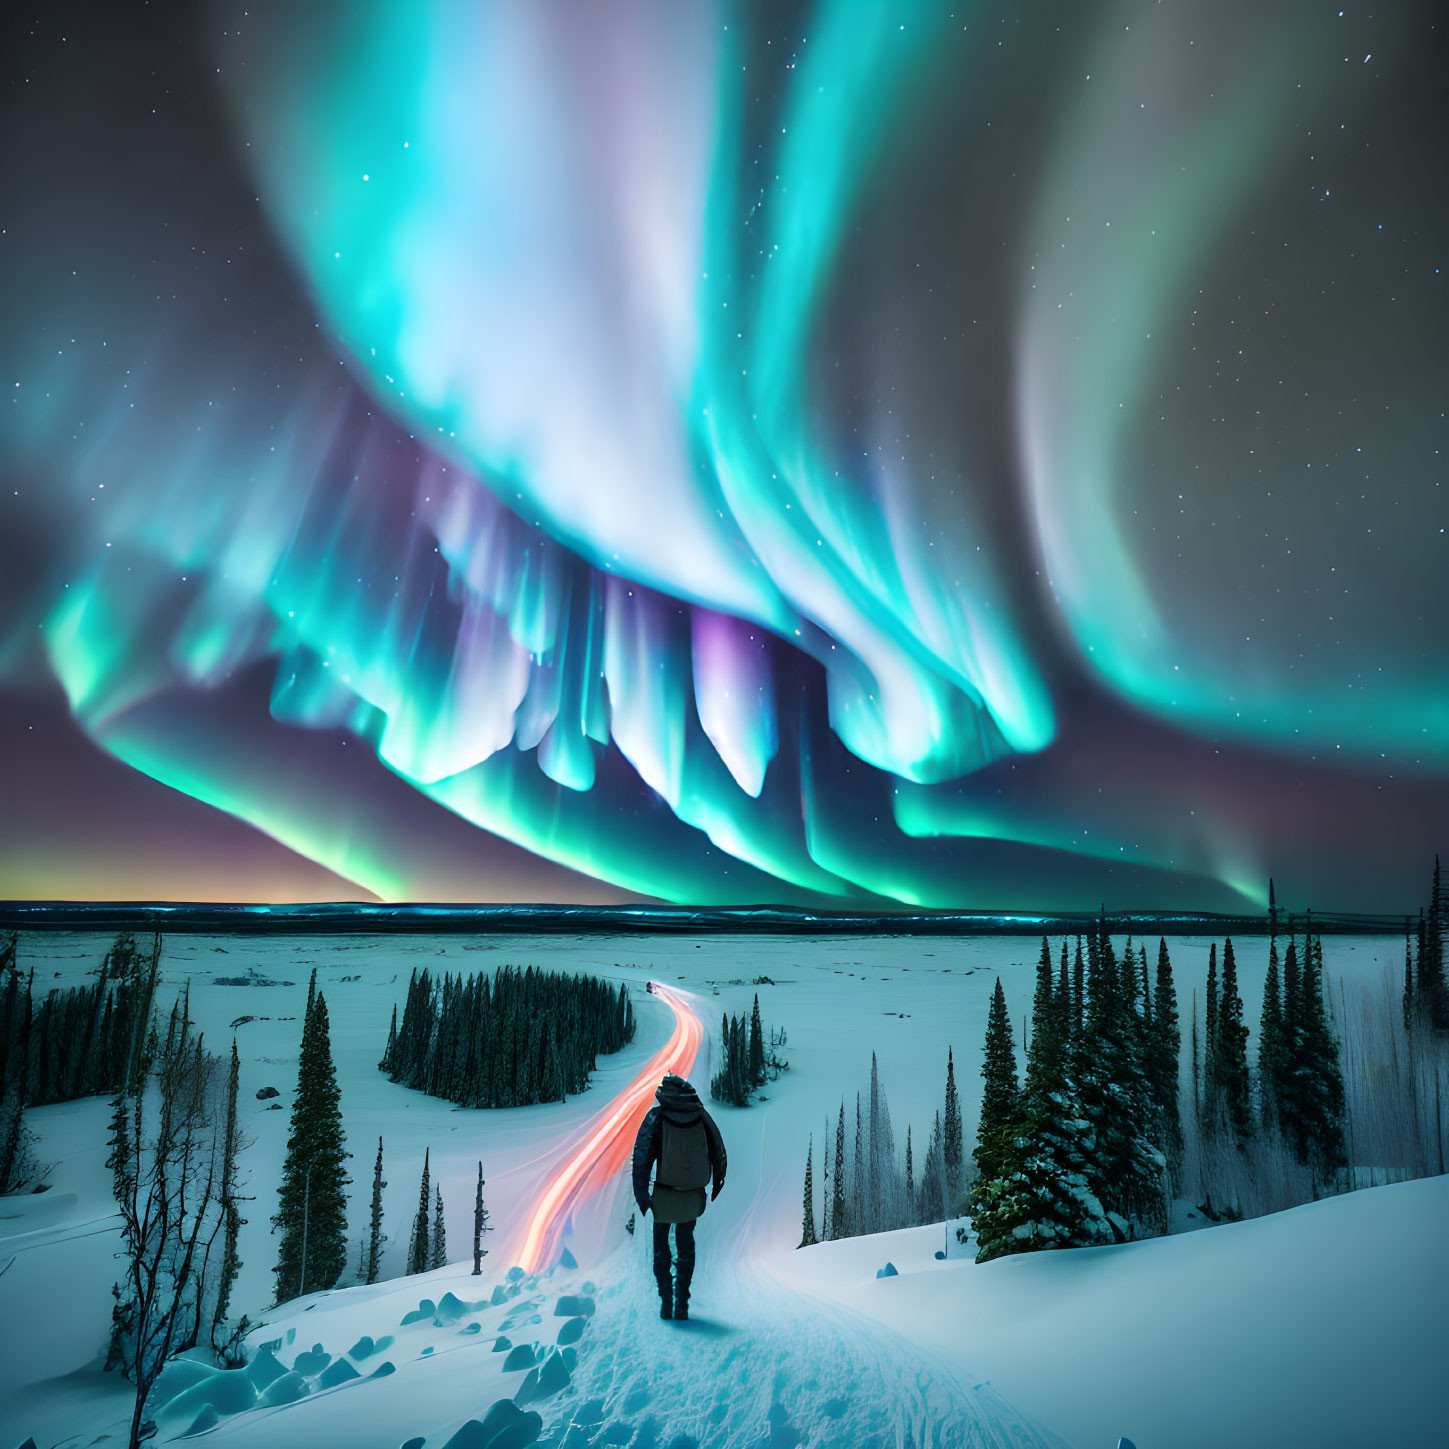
left=514, top=982, right=703, bottom=1272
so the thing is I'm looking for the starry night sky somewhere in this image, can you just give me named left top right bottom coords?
left=1, top=1, right=1445, bottom=911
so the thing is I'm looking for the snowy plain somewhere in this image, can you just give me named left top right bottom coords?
left=0, top=929, right=1440, bottom=1449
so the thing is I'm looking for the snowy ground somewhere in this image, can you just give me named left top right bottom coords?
left=0, top=930, right=1433, bottom=1449
left=775, top=1176, right=1449, bottom=1449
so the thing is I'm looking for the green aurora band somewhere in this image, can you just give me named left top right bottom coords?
left=2, top=0, right=1441, bottom=908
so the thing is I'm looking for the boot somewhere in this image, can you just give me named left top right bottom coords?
left=655, top=1266, right=673, bottom=1319
left=673, top=1282, right=689, bottom=1321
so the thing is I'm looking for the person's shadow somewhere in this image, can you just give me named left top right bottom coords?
left=665, top=1316, right=736, bottom=1338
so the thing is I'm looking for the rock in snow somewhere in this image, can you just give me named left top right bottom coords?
left=502, top=1344, right=538, bottom=1372
left=441, top=1399, right=543, bottom=1449
left=318, top=1358, right=361, bottom=1388
left=257, top=1370, right=311, bottom=1407
left=513, top=1349, right=571, bottom=1405
left=293, top=1343, right=331, bottom=1376
left=179, top=1405, right=220, bottom=1438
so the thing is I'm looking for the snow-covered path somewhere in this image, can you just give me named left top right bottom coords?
left=561, top=1240, right=1069, bottom=1449
left=141, top=973, right=1072, bottom=1449
left=169, top=980, right=1064, bottom=1449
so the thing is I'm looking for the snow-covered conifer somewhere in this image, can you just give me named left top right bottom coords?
left=973, top=979, right=1020, bottom=1191
left=365, top=1137, right=387, bottom=1284
left=429, top=1183, right=447, bottom=1270
left=799, top=1136, right=818, bottom=1247
left=273, top=993, right=350, bottom=1303
left=407, top=1149, right=431, bottom=1275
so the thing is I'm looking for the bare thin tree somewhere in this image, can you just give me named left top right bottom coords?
left=107, top=993, right=243, bottom=1449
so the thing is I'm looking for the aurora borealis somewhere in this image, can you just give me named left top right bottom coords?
left=1, top=1, right=1445, bottom=910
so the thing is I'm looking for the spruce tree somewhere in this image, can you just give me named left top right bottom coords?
left=799, top=1137, right=818, bottom=1248
left=365, top=1138, right=387, bottom=1285
left=973, top=1089, right=1113, bottom=1263
left=273, top=993, right=350, bottom=1304
left=1284, top=932, right=1347, bottom=1181
left=978, top=929, right=1117, bottom=1260
left=429, top=1183, right=447, bottom=1270
left=868, top=1053, right=886, bottom=1233
left=1283, top=933, right=1301, bottom=1035
left=1075, top=926, right=1167, bottom=1239
left=1057, top=943, right=1072, bottom=1042
left=1204, top=943, right=1219, bottom=1065
left=381, top=1004, right=397, bottom=1073
left=1147, top=938, right=1183, bottom=1184
left=942, top=1047, right=963, bottom=1213
left=1214, top=939, right=1252, bottom=1147
left=1190, top=989, right=1200, bottom=1122
left=1259, top=943, right=1286, bottom=1130
left=1025, top=940, right=1067, bottom=1107
left=904, top=1125, right=914, bottom=1226
left=1027, top=937, right=1052, bottom=1053
left=973, top=979, right=1021, bottom=1190
left=831, top=1101, right=848, bottom=1240
left=852, top=1092, right=867, bottom=1237
left=472, top=1161, right=491, bottom=1274
left=408, top=1150, right=431, bottom=1275
left=748, top=995, right=766, bottom=1086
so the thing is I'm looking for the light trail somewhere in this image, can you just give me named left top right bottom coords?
left=514, top=982, right=703, bottom=1272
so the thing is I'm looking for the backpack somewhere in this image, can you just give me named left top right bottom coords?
left=657, top=1116, right=711, bottom=1191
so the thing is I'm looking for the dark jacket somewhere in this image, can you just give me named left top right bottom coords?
left=632, top=1074, right=726, bottom=1219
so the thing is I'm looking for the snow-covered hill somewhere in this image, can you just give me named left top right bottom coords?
left=0, top=929, right=1435, bottom=1449
left=778, top=1174, right=1449, bottom=1449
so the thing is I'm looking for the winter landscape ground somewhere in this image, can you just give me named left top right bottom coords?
left=2, top=930, right=1444, bottom=1449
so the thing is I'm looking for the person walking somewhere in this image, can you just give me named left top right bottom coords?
left=631, top=1073, right=726, bottom=1320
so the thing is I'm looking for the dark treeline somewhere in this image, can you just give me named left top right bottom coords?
left=1404, top=856, right=1448, bottom=1030
left=710, top=993, right=787, bottom=1107
left=1, top=931, right=162, bottom=1108
left=2, top=931, right=162, bottom=1193
left=380, top=964, right=635, bottom=1109
left=1203, top=933, right=1345, bottom=1172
